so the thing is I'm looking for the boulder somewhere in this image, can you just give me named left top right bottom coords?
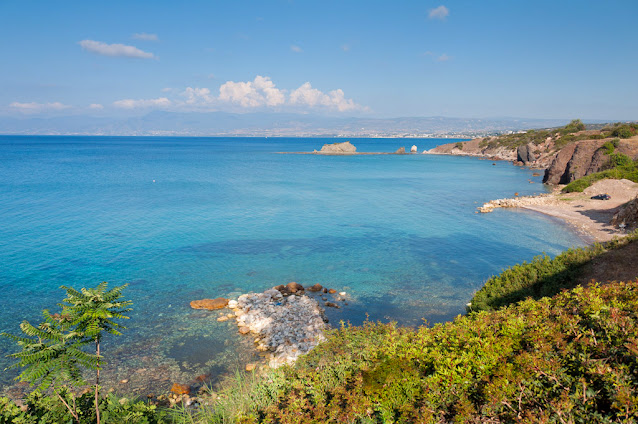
left=307, top=283, right=323, bottom=292
left=286, top=282, right=304, bottom=293
left=328, top=289, right=337, bottom=294
left=190, top=298, right=229, bottom=310
left=239, top=326, right=250, bottom=334
left=395, top=147, right=406, bottom=154
left=410, top=145, right=417, bottom=153
left=325, top=302, right=340, bottom=308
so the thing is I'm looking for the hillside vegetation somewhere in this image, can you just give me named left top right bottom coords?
left=217, top=280, right=638, bottom=423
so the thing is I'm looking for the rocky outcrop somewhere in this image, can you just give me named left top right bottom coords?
left=395, top=147, right=406, bottom=154
left=231, top=289, right=328, bottom=368
left=543, top=139, right=638, bottom=185
left=315, top=141, right=357, bottom=154
left=516, top=143, right=536, bottom=164
left=411, top=145, right=417, bottom=153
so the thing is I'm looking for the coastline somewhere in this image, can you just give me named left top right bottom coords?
left=479, top=179, right=638, bottom=243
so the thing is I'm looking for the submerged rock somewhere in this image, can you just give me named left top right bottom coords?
left=190, top=298, right=229, bottom=310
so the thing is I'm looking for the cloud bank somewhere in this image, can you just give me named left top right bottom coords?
left=113, top=97, right=171, bottom=109
left=79, top=40, right=155, bottom=59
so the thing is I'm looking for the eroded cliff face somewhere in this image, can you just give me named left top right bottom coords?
left=543, top=139, right=638, bottom=184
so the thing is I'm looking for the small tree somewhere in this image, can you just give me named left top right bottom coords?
left=2, top=310, right=96, bottom=422
left=2, top=282, right=131, bottom=424
left=61, top=282, right=132, bottom=424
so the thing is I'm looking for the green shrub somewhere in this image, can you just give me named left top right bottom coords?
left=0, top=391, right=166, bottom=424
left=601, top=138, right=620, bottom=155
left=454, top=142, right=463, bottom=150
left=468, top=233, right=638, bottom=312
left=234, top=280, right=638, bottom=423
left=611, top=125, right=636, bottom=139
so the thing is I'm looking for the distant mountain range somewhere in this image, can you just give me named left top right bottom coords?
left=0, top=112, right=608, bottom=138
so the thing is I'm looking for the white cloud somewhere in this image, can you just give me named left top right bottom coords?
left=79, top=40, right=155, bottom=59
left=291, top=45, right=303, bottom=53
left=113, top=97, right=171, bottom=109
left=289, top=82, right=359, bottom=112
left=219, top=76, right=285, bottom=107
left=161, top=87, right=172, bottom=92
left=341, top=44, right=350, bottom=52
left=132, top=33, right=158, bottom=41
left=436, top=54, right=451, bottom=62
left=88, top=103, right=104, bottom=109
left=182, top=87, right=214, bottom=105
left=9, top=101, right=70, bottom=113
left=428, top=5, right=449, bottom=20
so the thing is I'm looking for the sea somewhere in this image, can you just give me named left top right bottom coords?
left=0, top=136, right=585, bottom=393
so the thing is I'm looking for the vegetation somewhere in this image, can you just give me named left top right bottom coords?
left=191, top=280, right=638, bottom=423
left=562, top=152, right=638, bottom=193
left=469, top=231, right=638, bottom=312
left=479, top=119, right=588, bottom=150
left=454, top=141, right=463, bottom=150
left=1, top=283, right=132, bottom=424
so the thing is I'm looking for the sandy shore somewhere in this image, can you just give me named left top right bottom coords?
left=479, top=179, right=638, bottom=243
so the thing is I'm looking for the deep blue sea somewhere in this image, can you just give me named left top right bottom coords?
left=0, top=136, right=585, bottom=393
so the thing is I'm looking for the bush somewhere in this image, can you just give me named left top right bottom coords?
left=454, top=142, right=463, bottom=150
left=234, top=280, right=638, bottom=423
left=611, top=125, right=636, bottom=139
left=469, top=233, right=638, bottom=312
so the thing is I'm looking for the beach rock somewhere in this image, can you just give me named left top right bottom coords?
left=322, top=288, right=328, bottom=293
left=227, top=300, right=238, bottom=309
left=317, top=141, right=357, bottom=154
left=217, top=315, right=229, bottom=322
left=325, top=302, right=339, bottom=308
left=411, top=145, right=417, bottom=153
left=239, top=326, right=250, bottom=334
left=307, top=283, right=323, bottom=292
left=286, top=282, right=304, bottom=293
left=189, top=298, right=229, bottom=310
left=245, top=363, right=256, bottom=372
left=328, top=289, right=337, bottom=294
left=171, top=383, right=191, bottom=395
left=395, top=147, right=406, bottom=154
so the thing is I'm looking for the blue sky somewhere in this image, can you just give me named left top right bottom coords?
left=1, top=0, right=637, bottom=120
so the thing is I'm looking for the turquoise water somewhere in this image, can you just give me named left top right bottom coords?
left=0, top=136, right=584, bottom=392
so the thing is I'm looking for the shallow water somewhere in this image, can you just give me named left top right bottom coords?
left=0, top=136, right=585, bottom=393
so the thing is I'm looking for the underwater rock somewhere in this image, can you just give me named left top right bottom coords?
left=189, top=298, right=229, bottom=310
left=170, top=383, right=191, bottom=395
left=307, top=283, right=323, bottom=292
left=328, top=289, right=337, bottom=294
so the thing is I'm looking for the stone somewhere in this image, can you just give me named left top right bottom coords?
left=171, top=383, right=191, bottom=395
left=245, top=363, right=256, bottom=372
left=190, top=298, right=229, bottom=310
left=307, top=283, right=323, bottom=292
left=239, top=326, right=250, bottom=334
left=328, top=289, right=337, bottom=294
left=339, top=292, right=346, bottom=296
left=217, top=315, right=229, bottom=322
left=227, top=300, right=238, bottom=309
left=395, top=147, right=406, bottom=154
left=411, top=145, right=417, bottom=153
left=322, top=288, right=328, bottom=293
left=325, top=302, right=340, bottom=308
left=286, top=282, right=304, bottom=293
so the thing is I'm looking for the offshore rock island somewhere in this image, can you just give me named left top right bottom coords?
left=283, top=140, right=417, bottom=155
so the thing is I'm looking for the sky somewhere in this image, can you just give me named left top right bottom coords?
left=1, top=0, right=637, bottom=121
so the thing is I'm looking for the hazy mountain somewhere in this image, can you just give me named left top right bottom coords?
left=0, top=112, right=600, bottom=137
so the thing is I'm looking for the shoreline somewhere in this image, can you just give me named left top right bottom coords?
left=479, top=179, right=638, bottom=243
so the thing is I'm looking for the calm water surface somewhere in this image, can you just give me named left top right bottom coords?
left=0, top=136, right=585, bottom=393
